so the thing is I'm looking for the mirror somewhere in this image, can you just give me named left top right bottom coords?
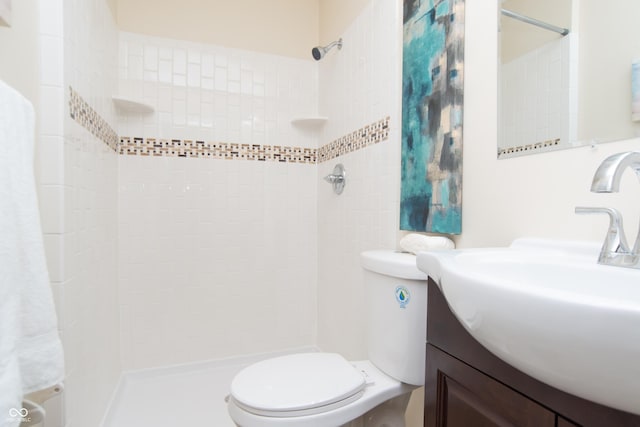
left=498, top=0, right=640, bottom=159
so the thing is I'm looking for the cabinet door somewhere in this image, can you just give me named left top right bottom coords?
left=425, top=344, right=556, bottom=427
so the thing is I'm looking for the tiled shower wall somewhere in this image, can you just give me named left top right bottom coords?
left=317, top=0, right=403, bottom=360
left=63, top=0, right=121, bottom=425
left=117, top=32, right=319, bottom=147
left=117, top=33, right=318, bottom=369
left=37, top=0, right=121, bottom=425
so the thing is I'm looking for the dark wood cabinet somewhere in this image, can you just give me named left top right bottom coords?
left=424, top=278, right=640, bottom=427
left=426, top=344, right=555, bottom=427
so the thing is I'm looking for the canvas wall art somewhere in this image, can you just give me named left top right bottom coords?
left=401, top=0, right=465, bottom=234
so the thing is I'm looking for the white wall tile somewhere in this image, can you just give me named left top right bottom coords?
left=46, top=0, right=122, bottom=426
left=187, top=62, right=201, bottom=87
left=40, top=85, right=64, bottom=136
left=40, top=35, right=63, bottom=86
left=38, top=0, right=63, bottom=37
left=317, top=0, right=402, bottom=360
left=173, top=48, right=187, bottom=74
left=38, top=135, right=65, bottom=185
left=39, top=185, right=65, bottom=234
left=127, top=54, right=143, bottom=81
left=118, top=156, right=317, bottom=369
left=158, top=59, right=172, bottom=83
left=119, top=33, right=318, bottom=147
left=143, top=45, right=158, bottom=71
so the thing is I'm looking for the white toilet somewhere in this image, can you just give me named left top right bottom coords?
left=227, top=250, right=429, bottom=427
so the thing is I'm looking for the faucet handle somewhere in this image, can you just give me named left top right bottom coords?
left=575, top=207, right=630, bottom=261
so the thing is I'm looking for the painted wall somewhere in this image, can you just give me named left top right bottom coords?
left=116, top=0, right=319, bottom=60
left=318, top=0, right=370, bottom=45
left=117, top=32, right=318, bottom=369
left=106, top=0, right=116, bottom=19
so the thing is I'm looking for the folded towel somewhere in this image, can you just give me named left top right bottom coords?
left=399, top=233, right=455, bottom=254
left=0, top=79, right=64, bottom=426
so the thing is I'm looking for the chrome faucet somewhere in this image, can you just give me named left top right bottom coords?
left=576, top=151, right=640, bottom=269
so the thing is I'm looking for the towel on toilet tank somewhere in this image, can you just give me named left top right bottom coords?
left=399, top=233, right=455, bottom=254
left=0, top=79, right=64, bottom=427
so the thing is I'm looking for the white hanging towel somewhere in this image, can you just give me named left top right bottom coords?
left=0, top=80, right=64, bottom=427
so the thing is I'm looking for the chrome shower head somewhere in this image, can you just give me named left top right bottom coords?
left=311, top=38, right=343, bottom=61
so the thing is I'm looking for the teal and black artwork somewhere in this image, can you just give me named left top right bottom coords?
left=401, top=0, right=464, bottom=234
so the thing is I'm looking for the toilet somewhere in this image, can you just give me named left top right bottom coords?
left=227, top=250, right=429, bottom=427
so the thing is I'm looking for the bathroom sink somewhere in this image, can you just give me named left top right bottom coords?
left=416, top=239, right=640, bottom=416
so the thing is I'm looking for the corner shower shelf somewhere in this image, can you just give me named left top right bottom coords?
left=112, top=96, right=154, bottom=114
left=291, top=116, right=328, bottom=128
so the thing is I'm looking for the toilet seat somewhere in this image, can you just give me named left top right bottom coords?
left=230, top=353, right=367, bottom=417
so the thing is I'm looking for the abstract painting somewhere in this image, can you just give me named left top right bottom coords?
left=401, top=0, right=465, bottom=234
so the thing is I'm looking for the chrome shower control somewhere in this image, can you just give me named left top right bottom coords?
left=324, top=163, right=346, bottom=195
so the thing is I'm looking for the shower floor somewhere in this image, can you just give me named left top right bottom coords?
left=103, top=348, right=316, bottom=427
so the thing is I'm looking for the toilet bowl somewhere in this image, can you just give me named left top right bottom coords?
left=227, top=250, right=428, bottom=427
left=227, top=353, right=415, bottom=427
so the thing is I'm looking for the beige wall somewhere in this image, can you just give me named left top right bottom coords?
left=107, top=0, right=117, bottom=21
left=319, top=0, right=369, bottom=45
left=117, top=0, right=319, bottom=59
left=0, top=0, right=39, bottom=103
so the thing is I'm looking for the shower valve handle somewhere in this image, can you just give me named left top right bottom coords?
left=324, top=164, right=346, bottom=195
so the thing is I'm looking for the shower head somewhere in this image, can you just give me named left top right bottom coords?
left=311, top=38, right=343, bottom=61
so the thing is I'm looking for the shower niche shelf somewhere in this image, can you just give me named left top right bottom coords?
left=112, top=96, right=154, bottom=114
left=291, top=116, right=328, bottom=128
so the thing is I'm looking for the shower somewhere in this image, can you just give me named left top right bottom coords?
left=311, top=38, right=343, bottom=61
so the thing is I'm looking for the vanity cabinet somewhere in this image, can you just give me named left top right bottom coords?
left=424, top=278, right=640, bottom=427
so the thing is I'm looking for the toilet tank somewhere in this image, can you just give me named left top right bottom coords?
left=361, top=250, right=429, bottom=386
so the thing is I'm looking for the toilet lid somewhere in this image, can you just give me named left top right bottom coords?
left=230, top=353, right=366, bottom=416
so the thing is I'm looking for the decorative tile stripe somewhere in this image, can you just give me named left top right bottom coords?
left=119, top=137, right=317, bottom=163
left=67, top=90, right=389, bottom=165
left=497, top=138, right=562, bottom=159
left=318, top=116, right=390, bottom=163
left=68, top=87, right=119, bottom=151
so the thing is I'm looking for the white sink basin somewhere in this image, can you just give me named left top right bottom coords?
left=417, top=238, right=640, bottom=416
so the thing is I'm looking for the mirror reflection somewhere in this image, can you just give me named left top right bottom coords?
left=498, top=0, right=640, bottom=159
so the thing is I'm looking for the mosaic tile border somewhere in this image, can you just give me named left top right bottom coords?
left=119, top=138, right=317, bottom=163
left=68, top=87, right=119, bottom=151
left=318, top=116, right=390, bottom=163
left=68, top=89, right=389, bottom=164
left=497, top=137, right=562, bottom=159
